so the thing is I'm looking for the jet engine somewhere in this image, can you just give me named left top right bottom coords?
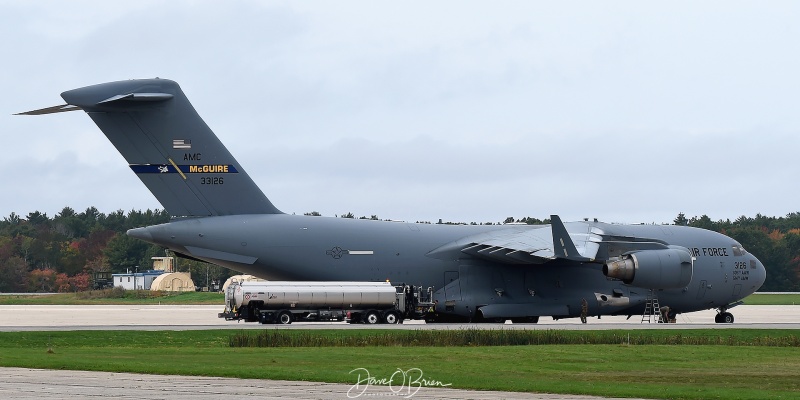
left=602, top=248, right=693, bottom=289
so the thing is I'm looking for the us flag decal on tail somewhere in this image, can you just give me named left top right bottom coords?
left=173, top=139, right=191, bottom=149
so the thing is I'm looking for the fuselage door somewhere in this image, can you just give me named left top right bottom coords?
left=696, top=280, right=707, bottom=300
left=733, top=284, right=742, bottom=298
left=444, top=271, right=461, bottom=301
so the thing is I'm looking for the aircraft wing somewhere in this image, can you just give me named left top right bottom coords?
left=427, top=215, right=678, bottom=265
left=427, top=215, right=603, bottom=265
left=458, top=227, right=568, bottom=264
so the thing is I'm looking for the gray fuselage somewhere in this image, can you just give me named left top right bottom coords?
left=130, top=214, right=766, bottom=320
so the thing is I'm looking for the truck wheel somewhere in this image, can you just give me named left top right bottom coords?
left=383, top=311, right=400, bottom=324
left=365, top=310, right=381, bottom=324
left=278, top=311, right=293, bottom=325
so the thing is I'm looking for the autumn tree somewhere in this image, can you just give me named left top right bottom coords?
left=28, top=268, right=57, bottom=292
left=103, top=233, right=150, bottom=273
left=0, top=256, right=29, bottom=292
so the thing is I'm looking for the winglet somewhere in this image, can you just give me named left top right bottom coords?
left=551, top=215, right=590, bottom=261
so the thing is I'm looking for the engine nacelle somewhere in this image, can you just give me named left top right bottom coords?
left=602, top=248, right=693, bottom=289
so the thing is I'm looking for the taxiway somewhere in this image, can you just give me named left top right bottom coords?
left=0, top=304, right=798, bottom=331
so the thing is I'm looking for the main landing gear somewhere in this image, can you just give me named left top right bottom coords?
left=714, top=310, right=734, bottom=323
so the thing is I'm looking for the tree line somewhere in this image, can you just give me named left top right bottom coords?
left=0, top=207, right=228, bottom=292
left=1, top=208, right=799, bottom=292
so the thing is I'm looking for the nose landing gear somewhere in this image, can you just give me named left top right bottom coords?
left=714, top=301, right=743, bottom=323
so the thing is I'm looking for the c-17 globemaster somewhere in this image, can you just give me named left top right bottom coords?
left=18, top=78, right=766, bottom=324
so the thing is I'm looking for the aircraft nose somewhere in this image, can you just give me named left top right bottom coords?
left=752, top=256, right=767, bottom=290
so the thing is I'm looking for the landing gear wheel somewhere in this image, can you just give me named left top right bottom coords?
left=365, top=310, right=381, bottom=324
left=277, top=311, right=293, bottom=325
left=383, top=311, right=401, bottom=324
left=721, top=312, right=734, bottom=323
left=715, top=312, right=734, bottom=323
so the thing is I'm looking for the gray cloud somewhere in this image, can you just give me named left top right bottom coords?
left=2, top=1, right=798, bottom=225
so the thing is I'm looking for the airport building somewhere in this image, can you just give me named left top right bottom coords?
left=112, top=270, right=164, bottom=290
left=111, top=256, right=196, bottom=292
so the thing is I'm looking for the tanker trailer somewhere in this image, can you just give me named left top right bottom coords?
left=219, top=281, right=411, bottom=324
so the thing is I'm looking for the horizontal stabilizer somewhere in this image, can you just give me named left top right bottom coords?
left=15, top=104, right=81, bottom=115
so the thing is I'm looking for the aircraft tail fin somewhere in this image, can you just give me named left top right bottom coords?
left=24, top=79, right=281, bottom=217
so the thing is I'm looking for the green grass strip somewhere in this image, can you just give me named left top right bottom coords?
left=743, top=293, right=800, bottom=305
left=0, top=329, right=799, bottom=399
left=229, top=328, right=800, bottom=347
left=0, top=290, right=223, bottom=305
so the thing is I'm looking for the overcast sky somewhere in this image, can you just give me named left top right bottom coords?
left=2, top=1, right=799, bottom=225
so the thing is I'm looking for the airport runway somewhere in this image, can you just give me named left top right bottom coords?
left=1, top=305, right=796, bottom=399
left=0, top=304, right=798, bottom=331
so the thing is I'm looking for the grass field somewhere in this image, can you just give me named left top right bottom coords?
left=742, top=293, right=800, bottom=305
left=0, top=289, right=223, bottom=305
left=0, top=329, right=798, bottom=399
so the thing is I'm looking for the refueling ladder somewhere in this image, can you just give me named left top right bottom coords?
left=641, top=289, right=663, bottom=323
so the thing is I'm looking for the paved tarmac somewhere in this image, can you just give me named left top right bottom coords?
left=0, top=304, right=798, bottom=331
left=0, top=367, right=641, bottom=400
left=1, top=305, right=797, bottom=400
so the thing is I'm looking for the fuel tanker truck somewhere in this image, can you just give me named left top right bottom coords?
left=218, top=281, right=435, bottom=324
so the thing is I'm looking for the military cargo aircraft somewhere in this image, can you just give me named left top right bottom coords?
left=18, top=79, right=766, bottom=323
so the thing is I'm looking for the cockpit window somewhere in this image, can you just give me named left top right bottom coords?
left=732, top=245, right=748, bottom=256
